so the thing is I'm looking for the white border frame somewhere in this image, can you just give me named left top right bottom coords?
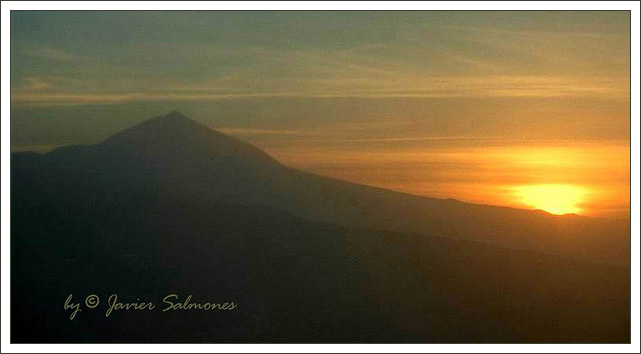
left=2, top=1, right=639, bottom=353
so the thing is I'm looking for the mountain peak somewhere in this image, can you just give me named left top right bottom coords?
left=144, top=110, right=200, bottom=128
left=162, top=110, right=190, bottom=121
left=100, top=111, right=279, bottom=166
left=166, top=109, right=187, bottom=117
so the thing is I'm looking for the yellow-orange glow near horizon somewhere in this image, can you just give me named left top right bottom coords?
left=515, top=184, right=588, bottom=215
left=260, top=141, right=629, bottom=218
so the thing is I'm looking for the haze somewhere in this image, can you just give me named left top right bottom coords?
left=10, top=11, right=631, bottom=217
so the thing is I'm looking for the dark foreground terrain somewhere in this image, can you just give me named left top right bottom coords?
left=11, top=111, right=630, bottom=343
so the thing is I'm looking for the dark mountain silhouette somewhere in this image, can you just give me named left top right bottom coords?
left=11, top=111, right=630, bottom=343
left=25, top=110, right=627, bottom=265
left=101, top=110, right=279, bottom=166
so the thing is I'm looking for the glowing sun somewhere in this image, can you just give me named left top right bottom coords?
left=515, top=184, right=587, bottom=215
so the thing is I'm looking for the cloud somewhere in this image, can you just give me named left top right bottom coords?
left=20, top=47, right=84, bottom=62
left=434, top=23, right=628, bottom=40
left=10, top=73, right=628, bottom=106
left=20, top=77, right=51, bottom=91
left=217, top=127, right=315, bottom=136
left=8, top=92, right=295, bottom=105
left=9, top=40, right=629, bottom=106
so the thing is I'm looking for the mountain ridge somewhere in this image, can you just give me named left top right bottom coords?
left=10, top=111, right=630, bottom=266
left=33, top=111, right=611, bottom=221
left=15, top=111, right=621, bottom=220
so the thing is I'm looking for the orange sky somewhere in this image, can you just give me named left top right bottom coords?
left=10, top=11, right=631, bottom=219
left=243, top=138, right=630, bottom=219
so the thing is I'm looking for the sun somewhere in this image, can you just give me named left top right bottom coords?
left=514, top=184, right=587, bottom=215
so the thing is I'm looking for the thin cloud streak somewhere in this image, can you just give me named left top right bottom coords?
left=217, top=127, right=316, bottom=136
left=20, top=47, right=91, bottom=62
left=10, top=75, right=628, bottom=106
left=434, top=23, right=629, bottom=39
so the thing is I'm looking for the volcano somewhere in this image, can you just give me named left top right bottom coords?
left=10, top=111, right=630, bottom=343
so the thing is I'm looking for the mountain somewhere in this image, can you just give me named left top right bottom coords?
left=16, top=111, right=627, bottom=265
left=101, top=110, right=279, bottom=166
left=10, top=111, right=630, bottom=343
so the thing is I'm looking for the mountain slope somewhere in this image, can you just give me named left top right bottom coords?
left=11, top=192, right=630, bottom=343
left=14, top=111, right=628, bottom=265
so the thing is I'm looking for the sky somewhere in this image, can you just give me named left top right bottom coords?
left=10, top=11, right=631, bottom=218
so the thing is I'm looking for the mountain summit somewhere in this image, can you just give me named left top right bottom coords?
left=100, top=110, right=278, bottom=165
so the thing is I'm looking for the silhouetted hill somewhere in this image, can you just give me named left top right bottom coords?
left=10, top=193, right=630, bottom=343
left=15, top=111, right=628, bottom=265
left=100, top=110, right=279, bottom=166
left=10, top=111, right=630, bottom=343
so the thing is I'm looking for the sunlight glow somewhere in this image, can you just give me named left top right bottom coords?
left=514, top=184, right=588, bottom=215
